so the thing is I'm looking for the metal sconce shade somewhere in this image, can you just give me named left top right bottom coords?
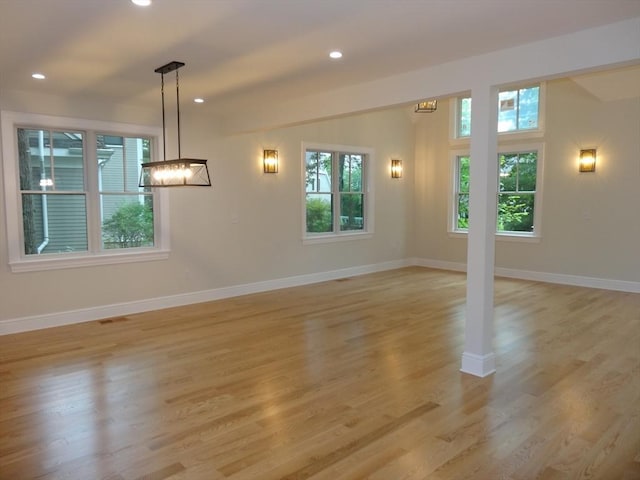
left=579, top=148, right=596, bottom=172
left=139, top=61, right=211, bottom=187
left=391, top=159, right=402, bottom=178
left=415, top=100, right=437, bottom=113
left=264, top=149, right=278, bottom=173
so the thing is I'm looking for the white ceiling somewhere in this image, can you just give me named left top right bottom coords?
left=1, top=0, right=639, bottom=124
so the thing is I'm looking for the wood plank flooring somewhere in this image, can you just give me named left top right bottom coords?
left=1, top=267, right=639, bottom=479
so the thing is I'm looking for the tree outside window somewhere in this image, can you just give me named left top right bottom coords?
left=305, top=148, right=367, bottom=236
left=16, top=128, right=156, bottom=256
left=498, top=151, right=537, bottom=232
left=454, top=149, right=539, bottom=235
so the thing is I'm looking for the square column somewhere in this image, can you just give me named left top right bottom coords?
left=461, top=85, right=498, bottom=377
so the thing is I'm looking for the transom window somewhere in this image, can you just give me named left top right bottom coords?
left=1, top=111, right=168, bottom=272
left=304, top=143, right=372, bottom=241
left=452, top=146, right=542, bottom=236
left=457, top=84, right=541, bottom=138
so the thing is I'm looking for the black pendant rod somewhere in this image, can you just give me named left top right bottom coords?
left=176, top=67, right=181, bottom=159
left=154, top=61, right=186, bottom=161
left=160, top=71, right=166, bottom=161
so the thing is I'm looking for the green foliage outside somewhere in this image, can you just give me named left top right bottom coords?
left=17, top=129, right=38, bottom=254
left=457, top=156, right=470, bottom=229
left=305, top=151, right=365, bottom=233
left=340, top=194, right=364, bottom=230
left=306, top=197, right=332, bottom=233
left=497, top=194, right=534, bottom=232
left=498, top=151, right=536, bottom=232
left=103, top=202, right=154, bottom=248
left=457, top=152, right=536, bottom=232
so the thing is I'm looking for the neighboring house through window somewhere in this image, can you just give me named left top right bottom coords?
left=1, top=111, right=169, bottom=272
left=456, top=84, right=541, bottom=138
left=303, top=143, right=373, bottom=243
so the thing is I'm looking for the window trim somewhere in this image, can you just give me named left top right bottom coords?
left=449, top=142, right=544, bottom=239
left=301, top=141, right=374, bottom=245
left=1, top=110, right=169, bottom=272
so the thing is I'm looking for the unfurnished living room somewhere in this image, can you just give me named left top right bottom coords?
left=0, top=1, right=639, bottom=479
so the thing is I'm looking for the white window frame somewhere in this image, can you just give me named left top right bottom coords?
left=448, top=142, right=544, bottom=241
left=302, top=142, right=374, bottom=245
left=1, top=111, right=170, bottom=272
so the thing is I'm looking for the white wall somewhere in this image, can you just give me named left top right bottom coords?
left=1, top=17, right=638, bottom=331
left=0, top=104, right=414, bottom=324
left=411, top=76, right=640, bottom=283
left=166, top=107, right=415, bottom=289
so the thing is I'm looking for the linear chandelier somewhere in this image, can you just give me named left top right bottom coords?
left=139, top=61, right=211, bottom=187
left=415, top=100, right=438, bottom=113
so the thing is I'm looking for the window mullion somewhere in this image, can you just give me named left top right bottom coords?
left=515, top=89, right=521, bottom=131
left=84, top=130, right=101, bottom=253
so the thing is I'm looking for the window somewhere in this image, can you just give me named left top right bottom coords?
left=454, top=155, right=470, bottom=230
left=98, top=134, right=154, bottom=249
left=498, top=86, right=540, bottom=133
left=457, top=97, right=472, bottom=138
left=2, top=111, right=168, bottom=272
left=452, top=146, right=542, bottom=236
left=456, top=84, right=541, bottom=138
left=497, top=151, right=537, bottom=233
left=304, top=143, right=372, bottom=241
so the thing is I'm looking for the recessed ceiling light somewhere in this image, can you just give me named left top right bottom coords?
left=329, top=51, right=343, bottom=59
left=32, top=73, right=46, bottom=80
left=131, top=0, right=151, bottom=6
left=194, top=98, right=204, bottom=104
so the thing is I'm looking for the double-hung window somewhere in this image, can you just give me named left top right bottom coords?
left=497, top=150, right=538, bottom=233
left=2, top=111, right=168, bottom=272
left=303, top=143, right=372, bottom=242
left=452, top=145, right=542, bottom=236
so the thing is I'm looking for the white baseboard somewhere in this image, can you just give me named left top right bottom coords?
left=2, top=256, right=637, bottom=336
left=493, top=266, right=640, bottom=293
left=409, top=257, right=640, bottom=293
left=409, top=257, right=467, bottom=272
left=0, top=259, right=409, bottom=335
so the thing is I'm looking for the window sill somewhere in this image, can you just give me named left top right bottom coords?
left=496, top=232, right=541, bottom=243
left=303, top=232, right=373, bottom=245
left=448, top=230, right=541, bottom=243
left=9, top=248, right=170, bottom=273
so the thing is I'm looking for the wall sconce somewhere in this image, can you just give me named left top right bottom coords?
left=391, top=159, right=403, bottom=178
left=579, top=148, right=596, bottom=172
left=263, top=149, right=278, bottom=173
left=415, top=100, right=437, bottom=113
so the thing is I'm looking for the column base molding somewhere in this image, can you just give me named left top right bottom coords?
left=460, top=352, right=496, bottom=377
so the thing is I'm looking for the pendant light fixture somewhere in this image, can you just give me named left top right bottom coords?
left=414, top=99, right=438, bottom=113
left=139, top=61, right=211, bottom=187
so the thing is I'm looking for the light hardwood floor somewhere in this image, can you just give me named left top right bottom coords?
left=1, top=267, right=639, bottom=480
